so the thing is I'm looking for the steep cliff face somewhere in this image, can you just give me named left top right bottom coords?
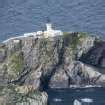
left=0, top=32, right=105, bottom=87
left=0, top=32, right=105, bottom=104
left=80, top=40, right=105, bottom=68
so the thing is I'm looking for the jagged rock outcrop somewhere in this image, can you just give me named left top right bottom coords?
left=65, top=61, right=102, bottom=86
left=80, top=40, right=105, bottom=68
left=48, top=34, right=105, bottom=88
left=0, top=32, right=104, bottom=87
left=0, top=85, right=48, bottom=105
left=0, top=32, right=105, bottom=104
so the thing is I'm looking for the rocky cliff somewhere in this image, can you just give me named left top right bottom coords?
left=0, top=32, right=105, bottom=104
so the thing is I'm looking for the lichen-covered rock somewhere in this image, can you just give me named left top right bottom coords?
left=48, top=32, right=97, bottom=88
left=66, top=61, right=102, bottom=86
left=49, top=66, right=69, bottom=88
left=0, top=85, right=48, bottom=105
left=24, top=65, right=43, bottom=89
left=7, top=52, right=24, bottom=81
left=0, top=33, right=104, bottom=87
left=0, top=32, right=105, bottom=102
left=49, top=60, right=105, bottom=87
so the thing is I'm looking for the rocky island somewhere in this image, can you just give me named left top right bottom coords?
left=0, top=24, right=105, bottom=104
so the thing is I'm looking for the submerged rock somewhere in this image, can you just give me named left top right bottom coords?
left=73, top=98, right=93, bottom=105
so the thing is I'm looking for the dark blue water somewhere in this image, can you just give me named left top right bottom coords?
left=0, top=0, right=105, bottom=41
left=47, top=88, right=105, bottom=105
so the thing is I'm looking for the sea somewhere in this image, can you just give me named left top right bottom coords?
left=0, top=0, right=105, bottom=41
left=0, top=0, right=105, bottom=104
left=47, top=87, right=105, bottom=105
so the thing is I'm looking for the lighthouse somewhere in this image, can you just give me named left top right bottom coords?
left=46, top=23, right=52, bottom=31
left=23, top=22, right=63, bottom=38
left=44, top=22, right=63, bottom=38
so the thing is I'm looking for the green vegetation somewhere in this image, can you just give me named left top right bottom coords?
left=71, top=36, right=79, bottom=50
left=63, top=32, right=71, bottom=39
left=63, top=32, right=88, bottom=48
left=7, top=52, right=24, bottom=79
left=71, top=32, right=88, bottom=50
left=14, top=90, right=42, bottom=103
left=10, top=52, right=23, bottom=73
left=78, top=32, right=88, bottom=37
left=63, top=32, right=71, bottom=36
left=63, top=32, right=89, bottom=59
left=0, top=85, right=46, bottom=104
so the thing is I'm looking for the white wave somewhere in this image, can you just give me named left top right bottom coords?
left=70, top=85, right=101, bottom=89
left=53, top=98, right=62, bottom=102
left=73, top=98, right=93, bottom=105
left=81, top=98, right=93, bottom=103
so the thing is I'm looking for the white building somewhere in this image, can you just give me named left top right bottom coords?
left=23, top=23, right=63, bottom=38
left=24, top=32, right=37, bottom=37
left=43, top=23, right=63, bottom=38
left=13, top=39, right=20, bottom=44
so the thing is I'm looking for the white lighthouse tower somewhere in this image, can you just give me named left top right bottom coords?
left=46, top=23, right=52, bottom=31
left=44, top=22, right=63, bottom=38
